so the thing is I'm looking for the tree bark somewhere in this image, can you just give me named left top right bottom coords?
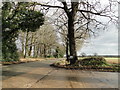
left=28, top=33, right=34, bottom=57
left=66, top=35, right=69, bottom=61
left=36, top=44, right=39, bottom=58
left=21, top=42, right=24, bottom=57
left=24, top=31, right=29, bottom=58
left=63, top=2, right=78, bottom=65
left=68, top=14, right=78, bottom=64
left=33, top=45, right=36, bottom=57
left=39, top=46, right=42, bottom=57
left=43, top=44, right=46, bottom=58
left=28, top=45, right=32, bottom=57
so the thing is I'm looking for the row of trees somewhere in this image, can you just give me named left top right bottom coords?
left=18, top=19, right=65, bottom=58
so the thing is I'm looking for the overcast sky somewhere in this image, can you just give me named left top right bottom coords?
left=78, top=23, right=118, bottom=55
left=79, top=3, right=119, bottom=56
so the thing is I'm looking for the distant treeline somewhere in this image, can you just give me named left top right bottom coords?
left=78, top=55, right=120, bottom=58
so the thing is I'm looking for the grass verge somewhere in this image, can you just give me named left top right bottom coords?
left=50, top=56, right=120, bottom=72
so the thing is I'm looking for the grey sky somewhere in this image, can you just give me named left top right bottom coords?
left=78, top=23, right=118, bottom=55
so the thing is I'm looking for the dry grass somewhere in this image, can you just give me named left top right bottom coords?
left=20, top=57, right=58, bottom=62
left=20, top=58, right=45, bottom=62
left=105, top=58, right=119, bottom=64
left=22, top=57, right=119, bottom=64
left=79, top=57, right=119, bottom=64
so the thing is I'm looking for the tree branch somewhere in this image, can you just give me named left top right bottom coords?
left=78, top=9, right=112, bottom=18
left=35, top=2, right=64, bottom=9
left=61, top=2, right=69, bottom=15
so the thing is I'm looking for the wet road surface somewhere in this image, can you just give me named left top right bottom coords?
left=2, top=59, right=119, bottom=88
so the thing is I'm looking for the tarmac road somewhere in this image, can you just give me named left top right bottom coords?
left=2, top=59, right=119, bottom=88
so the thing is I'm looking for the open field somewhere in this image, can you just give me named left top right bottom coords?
left=105, top=57, right=119, bottom=64
left=78, top=57, right=119, bottom=64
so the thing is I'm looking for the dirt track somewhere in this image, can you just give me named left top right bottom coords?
left=2, top=59, right=119, bottom=88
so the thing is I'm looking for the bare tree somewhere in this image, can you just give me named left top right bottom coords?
left=50, top=10, right=89, bottom=62
left=18, top=18, right=64, bottom=58
left=28, top=0, right=117, bottom=64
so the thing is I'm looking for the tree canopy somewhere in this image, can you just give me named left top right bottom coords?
left=2, top=2, right=44, bottom=61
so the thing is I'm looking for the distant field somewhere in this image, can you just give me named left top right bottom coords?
left=105, top=57, right=119, bottom=64
left=105, top=58, right=119, bottom=59
left=78, top=57, right=119, bottom=64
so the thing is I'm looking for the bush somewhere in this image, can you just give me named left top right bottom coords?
left=79, top=56, right=107, bottom=67
left=2, top=41, right=19, bottom=62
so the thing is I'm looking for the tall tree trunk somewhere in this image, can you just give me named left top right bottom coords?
left=64, top=2, right=79, bottom=65
left=37, top=44, right=41, bottom=57
left=28, top=33, right=34, bottom=57
left=36, top=44, right=39, bottom=58
left=33, top=45, right=36, bottom=57
left=28, top=45, right=32, bottom=57
left=24, top=31, right=29, bottom=58
left=68, top=13, right=78, bottom=65
left=39, top=46, right=42, bottom=57
left=43, top=44, right=46, bottom=58
left=66, top=36, right=69, bottom=61
left=48, top=47, right=51, bottom=56
left=21, top=33, right=25, bottom=57
left=22, top=42, right=24, bottom=57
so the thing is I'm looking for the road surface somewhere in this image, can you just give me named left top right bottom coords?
left=2, top=59, right=119, bottom=88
